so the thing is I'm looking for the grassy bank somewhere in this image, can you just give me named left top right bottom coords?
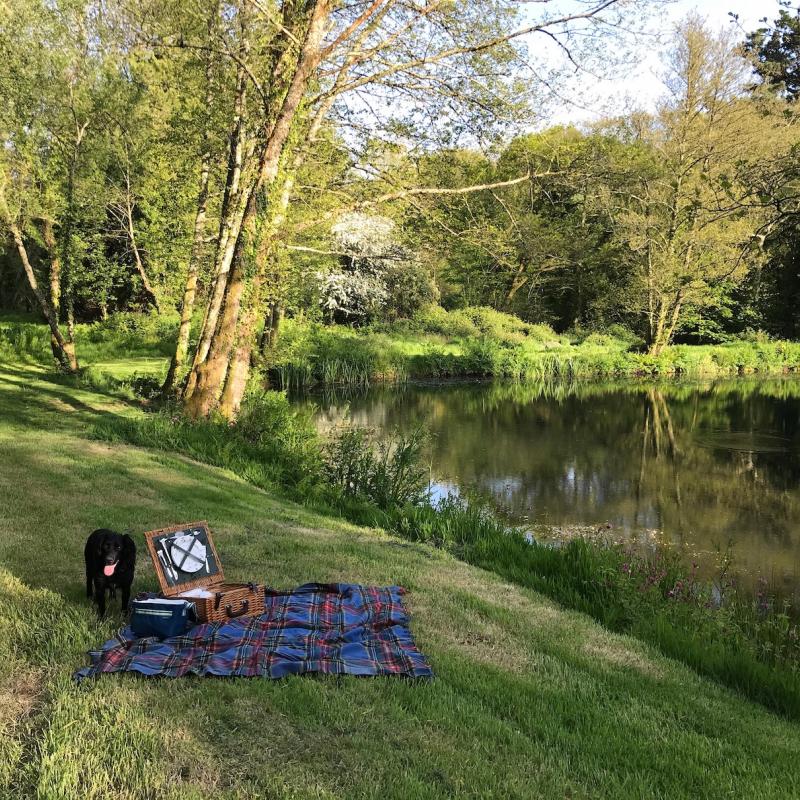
left=94, top=397, right=800, bottom=721
left=6, top=312, right=800, bottom=716
left=269, top=307, right=800, bottom=388
left=3, top=361, right=800, bottom=799
left=6, top=309, right=800, bottom=389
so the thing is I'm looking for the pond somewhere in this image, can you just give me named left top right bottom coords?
left=296, top=378, right=800, bottom=597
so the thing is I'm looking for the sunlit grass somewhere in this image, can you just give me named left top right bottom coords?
left=3, top=361, right=800, bottom=798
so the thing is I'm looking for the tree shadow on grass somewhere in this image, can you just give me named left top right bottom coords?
left=0, top=364, right=137, bottom=431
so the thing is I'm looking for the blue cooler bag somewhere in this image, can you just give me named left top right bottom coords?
left=130, top=597, right=197, bottom=639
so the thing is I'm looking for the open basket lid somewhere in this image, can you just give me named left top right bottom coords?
left=144, top=521, right=224, bottom=596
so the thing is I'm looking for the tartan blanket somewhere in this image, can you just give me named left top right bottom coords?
left=75, top=583, right=433, bottom=681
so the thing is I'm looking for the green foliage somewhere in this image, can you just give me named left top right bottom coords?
left=264, top=310, right=800, bottom=388
left=0, top=318, right=52, bottom=362
left=745, top=3, right=800, bottom=101
left=413, top=304, right=478, bottom=338
left=323, top=426, right=429, bottom=508
left=82, top=312, right=180, bottom=357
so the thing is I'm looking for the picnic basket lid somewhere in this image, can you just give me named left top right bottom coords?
left=144, top=521, right=225, bottom=596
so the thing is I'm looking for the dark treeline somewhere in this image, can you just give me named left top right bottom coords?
left=1, top=0, right=799, bottom=414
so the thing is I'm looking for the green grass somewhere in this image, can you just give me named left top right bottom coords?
left=7, top=310, right=800, bottom=392
left=3, top=362, right=800, bottom=798
left=267, top=309, right=800, bottom=389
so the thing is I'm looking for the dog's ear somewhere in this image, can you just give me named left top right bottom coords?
left=121, top=533, right=136, bottom=555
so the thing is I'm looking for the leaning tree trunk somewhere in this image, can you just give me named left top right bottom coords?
left=123, top=173, right=160, bottom=312
left=4, top=216, right=77, bottom=371
left=184, top=0, right=332, bottom=419
left=661, top=291, right=684, bottom=354
left=218, top=273, right=264, bottom=418
left=212, top=20, right=354, bottom=416
left=127, top=224, right=160, bottom=312
left=60, top=123, right=88, bottom=344
left=183, top=180, right=253, bottom=400
left=184, top=195, right=255, bottom=418
left=182, top=20, right=251, bottom=401
left=162, top=155, right=210, bottom=393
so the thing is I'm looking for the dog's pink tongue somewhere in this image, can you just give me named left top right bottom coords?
left=103, top=563, right=117, bottom=577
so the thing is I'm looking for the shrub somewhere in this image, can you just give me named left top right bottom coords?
left=408, top=345, right=460, bottom=379
left=0, top=319, right=51, bottom=362
left=323, top=426, right=429, bottom=508
left=459, top=306, right=550, bottom=344
left=463, top=336, right=503, bottom=375
left=80, top=312, right=179, bottom=356
left=579, top=332, right=630, bottom=350
left=413, top=305, right=478, bottom=339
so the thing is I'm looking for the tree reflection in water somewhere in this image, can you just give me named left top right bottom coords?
left=298, top=378, right=800, bottom=597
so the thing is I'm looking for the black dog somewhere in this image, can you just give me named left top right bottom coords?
left=84, top=529, right=136, bottom=616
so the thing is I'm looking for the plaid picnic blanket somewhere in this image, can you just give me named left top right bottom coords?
left=75, top=583, right=433, bottom=681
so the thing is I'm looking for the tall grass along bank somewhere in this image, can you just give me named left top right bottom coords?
left=7, top=309, right=800, bottom=389
left=267, top=308, right=800, bottom=389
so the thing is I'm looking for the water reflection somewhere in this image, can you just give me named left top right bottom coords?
left=296, top=378, right=800, bottom=592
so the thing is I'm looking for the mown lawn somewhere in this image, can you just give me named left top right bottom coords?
left=2, top=360, right=800, bottom=799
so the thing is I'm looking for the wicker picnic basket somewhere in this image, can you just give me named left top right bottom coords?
left=144, top=521, right=264, bottom=623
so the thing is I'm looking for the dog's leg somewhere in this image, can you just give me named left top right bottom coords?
left=121, top=584, right=130, bottom=614
left=86, top=562, right=93, bottom=598
left=94, top=581, right=107, bottom=617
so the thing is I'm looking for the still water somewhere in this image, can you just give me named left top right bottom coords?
left=298, top=378, right=800, bottom=592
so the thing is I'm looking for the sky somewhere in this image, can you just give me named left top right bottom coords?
left=550, top=0, right=787, bottom=124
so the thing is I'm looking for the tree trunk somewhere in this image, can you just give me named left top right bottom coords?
left=217, top=337, right=252, bottom=418
left=259, top=302, right=283, bottom=355
left=162, top=160, right=209, bottom=393
left=649, top=300, right=668, bottom=356
left=184, top=193, right=255, bottom=418
left=161, top=173, right=209, bottom=394
left=124, top=188, right=160, bottom=312
left=60, top=124, right=87, bottom=344
left=40, top=217, right=65, bottom=363
left=163, top=14, right=217, bottom=395
left=661, top=292, right=684, bottom=352
left=183, top=21, right=251, bottom=400
left=505, top=264, right=528, bottom=305
left=41, top=218, right=61, bottom=314
left=219, top=273, right=264, bottom=418
left=184, top=180, right=253, bottom=399
left=197, top=5, right=350, bottom=416
left=184, top=0, right=332, bottom=418
left=6, top=216, right=77, bottom=371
